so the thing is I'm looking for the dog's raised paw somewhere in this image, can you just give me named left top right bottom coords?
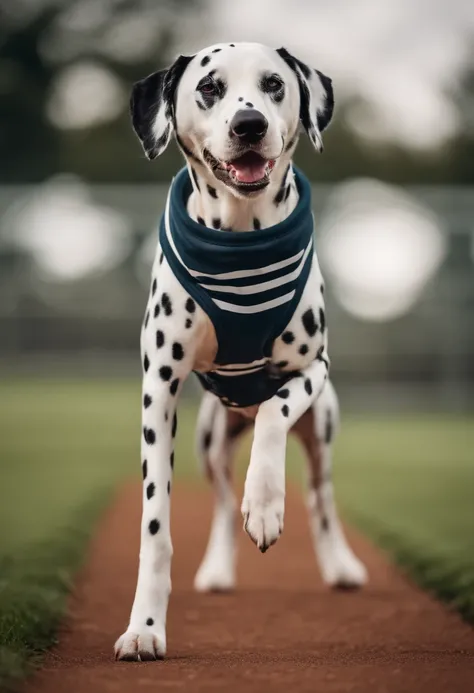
left=114, top=630, right=166, bottom=662
left=241, top=495, right=284, bottom=551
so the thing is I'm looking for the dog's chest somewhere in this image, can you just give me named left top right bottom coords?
left=152, top=167, right=327, bottom=408
left=193, top=254, right=326, bottom=399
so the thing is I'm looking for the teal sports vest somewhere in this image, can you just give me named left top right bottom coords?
left=159, top=166, right=314, bottom=407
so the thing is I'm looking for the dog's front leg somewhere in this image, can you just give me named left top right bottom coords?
left=115, top=333, right=191, bottom=660
left=242, top=351, right=329, bottom=551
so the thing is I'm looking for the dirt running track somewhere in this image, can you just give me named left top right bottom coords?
left=24, top=483, right=474, bottom=693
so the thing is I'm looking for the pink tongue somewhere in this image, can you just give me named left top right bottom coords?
left=230, top=161, right=267, bottom=183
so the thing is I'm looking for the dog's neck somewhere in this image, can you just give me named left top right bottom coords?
left=185, top=160, right=299, bottom=232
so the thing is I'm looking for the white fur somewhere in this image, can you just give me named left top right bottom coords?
left=194, top=393, right=237, bottom=591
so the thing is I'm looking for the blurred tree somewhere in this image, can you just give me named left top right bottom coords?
left=0, top=0, right=201, bottom=183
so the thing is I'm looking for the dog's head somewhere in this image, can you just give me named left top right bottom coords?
left=131, top=42, right=334, bottom=196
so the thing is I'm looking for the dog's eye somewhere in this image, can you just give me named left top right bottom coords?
left=198, top=80, right=218, bottom=95
left=264, top=76, right=283, bottom=92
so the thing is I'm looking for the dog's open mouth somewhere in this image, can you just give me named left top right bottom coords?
left=225, top=152, right=275, bottom=185
left=204, top=148, right=275, bottom=192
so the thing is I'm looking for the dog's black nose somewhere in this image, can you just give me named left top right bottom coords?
left=230, top=109, right=268, bottom=144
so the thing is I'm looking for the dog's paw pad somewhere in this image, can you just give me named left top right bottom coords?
left=114, top=630, right=166, bottom=662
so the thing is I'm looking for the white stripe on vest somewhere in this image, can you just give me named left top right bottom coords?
left=164, top=181, right=313, bottom=315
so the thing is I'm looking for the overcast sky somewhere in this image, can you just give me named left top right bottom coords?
left=175, top=0, right=474, bottom=150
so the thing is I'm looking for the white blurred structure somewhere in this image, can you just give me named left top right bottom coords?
left=4, top=177, right=131, bottom=281
left=319, top=180, right=447, bottom=321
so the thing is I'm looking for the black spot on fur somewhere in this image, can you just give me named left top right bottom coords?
left=164, top=411, right=168, bottom=422
left=161, top=293, right=172, bottom=316
left=229, top=43, right=235, bottom=47
left=320, top=283, right=325, bottom=295
left=245, top=101, right=254, bottom=107
left=143, top=427, right=156, bottom=445
left=253, top=217, right=261, bottom=230
left=276, top=388, right=290, bottom=399
left=170, top=378, right=179, bottom=396
left=212, top=218, right=221, bottom=229
left=142, top=459, right=147, bottom=480
left=159, top=252, right=164, bottom=265
left=185, top=318, right=192, bottom=328
left=302, top=308, right=318, bottom=337
left=172, top=342, right=184, bottom=361
left=304, top=378, right=313, bottom=396
left=186, top=298, right=196, bottom=313
left=238, top=96, right=243, bottom=101
left=149, top=519, right=160, bottom=535
left=154, top=303, right=160, bottom=318
left=212, top=48, right=222, bottom=53
left=146, top=482, right=155, bottom=500
left=191, top=167, right=200, bottom=191
left=144, top=310, right=150, bottom=328
left=285, top=132, right=298, bottom=152
left=143, top=394, right=152, bottom=409
left=172, top=412, right=178, bottom=438
left=146, top=617, right=154, bottom=626
left=285, top=184, right=291, bottom=201
left=201, top=55, right=211, bottom=67
left=321, top=516, right=329, bottom=531
left=159, top=365, right=173, bottom=381
left=197, top=216, right=205, bottom=225
left=319, top=307, right=326, bottom=333
left=282, top=331, right=294, bottom=344
left=276, top=360, right=288, bottom=369
left=167, top=480, right=171, bottom=495
left=316, top=345, right=329, bottom=370
left=281, top=404, right=289, bottom=417
left=170, top=451, right=175, bottom=469
left=207, top=184, right=218, bottom=198
left=274, top=185, right=285, bottom=205
left=315, top=69, right=334, bottom=133
left=156, top=330, right=165, bottom=348
left=143, top=354, right=150, bottom=372
left=203, top=431, right=212, bottom=449
left=325, top=410, right=333, bottom=444
left=299, top=344, right=309, bottom=356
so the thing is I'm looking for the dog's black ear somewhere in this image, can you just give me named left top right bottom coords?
left=130, top=54, right=194, bottom=160
left=276, top=47, right=334, bottom=153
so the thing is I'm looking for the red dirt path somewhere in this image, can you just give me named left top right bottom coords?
left=24, top=483, right=474, bottom=693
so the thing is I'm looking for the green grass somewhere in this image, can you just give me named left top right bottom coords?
left=0, top=378, right=197, bottom=691
left=332, top=414, right=474, bottom=622
left=0, top=378, right=473, bottom=688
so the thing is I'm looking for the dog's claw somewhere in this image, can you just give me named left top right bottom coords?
left=114, top=631, right=165, bottom=662
left=241, top=496, right=284, bottom=551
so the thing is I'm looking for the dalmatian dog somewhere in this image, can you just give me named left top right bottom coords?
left=115, top=42, right=367, bottom=662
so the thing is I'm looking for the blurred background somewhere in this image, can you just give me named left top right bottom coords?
left=1, top=3, right=474, bottom=664
left=1, top=0, right=473, bottom=411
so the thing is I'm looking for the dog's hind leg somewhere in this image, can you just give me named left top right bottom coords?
left=194, top=393, right=247, bottom=592
left=294, top=380, right=367, bottom=588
